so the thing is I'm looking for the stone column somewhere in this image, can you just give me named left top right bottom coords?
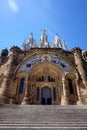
left=76, top=74, right=83, bottom=105
left=75, top=78, right=83, bottom=105
left=9, top=78, right=18, bottom=104
left=61, top=78, right=69, bottom=105
left=72, top=47, right=87, bottom=88
left=22, top=76, right=30, bottom=105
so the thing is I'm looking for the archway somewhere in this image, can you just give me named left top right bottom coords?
left=41, top=87, right=52, bottom=105
left=28, top=62, right=63, bottom=105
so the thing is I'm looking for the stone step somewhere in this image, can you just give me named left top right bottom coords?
left=0, top=105, right=87, bottom=129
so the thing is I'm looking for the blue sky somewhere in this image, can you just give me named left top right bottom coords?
left=0, top=0, right=87, bottom=52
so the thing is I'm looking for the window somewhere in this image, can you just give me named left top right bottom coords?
left=37, top=79, right=39, bottom=82
left=68, top=78, right=74, bottom=94
left=26, top=63, right=31, bottom=68
left=36, top=87, right=40, bottom=100
left=19, top=78, right=25, bottom=94
left=53, top=79, right=55, bottom=82
left=48, top=76, right=51, bottom=82
left=42, top=76, right=44, bottom=82
left=51, top=77, right=53, bottom=82
left=53, top=87, right=56, bottom=100
left=39, top=77, right=41, bottom=82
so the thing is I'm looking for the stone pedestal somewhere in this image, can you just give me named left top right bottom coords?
left=77, top=97, right=83, bottom=105
left=22, top=97, right=30, bottom=105
left=61, top=95, right=70, bottom=105
left=9, top=98, right=17, bottom=104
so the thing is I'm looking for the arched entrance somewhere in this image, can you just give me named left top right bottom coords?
left=17, top=62, right=64, bottom=105
left=41, top=87, right=52, bottom=105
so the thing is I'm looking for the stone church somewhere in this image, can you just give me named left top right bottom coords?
left=0, top=30, right=87, bottom=105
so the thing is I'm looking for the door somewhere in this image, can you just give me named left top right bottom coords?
left=41, top=87, right=52, bottom=105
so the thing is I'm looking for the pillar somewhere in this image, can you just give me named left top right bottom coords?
left=76, top=81, right=83, bottom=105
left=75, top=74, right=83, bottom=105
left=61, top=78, right=69, bottom=105
left=22, top=76, right=30, bottom=105
left=72, top=47, right=87, bottom=88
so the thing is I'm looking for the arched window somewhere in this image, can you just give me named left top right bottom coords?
left=68, top=78, right=74, bottom=94
left=53, top=79, right=55, bottom=82
left=19, top=78, right=25, bottom=94
left=36, top=87, right=40, bottom=100
left=53, top=87, right=56, bottom=100
left=51, top=77, right=53, bottom=82
left=37, top=79, right=39, bottom=82
left=39, top=77, right=41, bottom=82
left=48, top=76, right=51, bottom=82
left=42, top=76, right=44, bottom=82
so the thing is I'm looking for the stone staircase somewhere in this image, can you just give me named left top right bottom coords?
left=0, top=105, right=87, bottom=130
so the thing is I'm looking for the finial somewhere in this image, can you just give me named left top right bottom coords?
left=41, top=29, right=47, bottom=34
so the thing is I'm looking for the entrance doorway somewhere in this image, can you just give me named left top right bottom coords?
left=41, top=87, right=52, bottom=105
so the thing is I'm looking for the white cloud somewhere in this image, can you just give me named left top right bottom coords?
left=8, top=0, right=19, bottom=12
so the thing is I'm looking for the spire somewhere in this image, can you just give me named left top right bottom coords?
left=38, top=29, right=49, bottom=48
left=51, top=34, right=61, bottom=48
left=61, top=39, right=67, bottom=50
left=22, top=33, right=36, bottom=50
left=29, top=33, right=33, bottom=44
left=28, top=33, right=36, bottom=48
left=22, top=30, right=67, bottom=50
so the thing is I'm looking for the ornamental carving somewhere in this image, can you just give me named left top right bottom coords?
left=18, top=55, right=73, bottom=74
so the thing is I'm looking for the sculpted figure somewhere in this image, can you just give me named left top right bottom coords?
left=82, top=50, right=87, bottom=61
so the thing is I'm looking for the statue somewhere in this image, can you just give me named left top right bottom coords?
left=82, top=50, right=87, bottom=61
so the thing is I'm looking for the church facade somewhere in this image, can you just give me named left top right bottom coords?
left=0, top=30, right=87, bottom=105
